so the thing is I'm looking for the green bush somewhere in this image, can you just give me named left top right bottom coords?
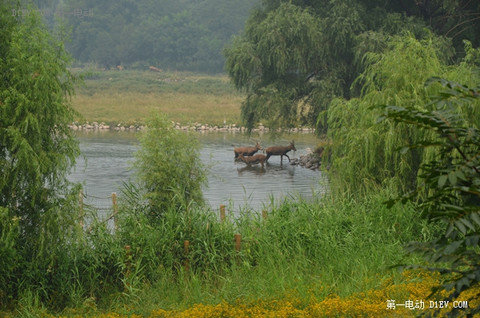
left=0, top=184, right=430, bottom=314
left=132, top=113, right=208, bottom=220
left=112, top=188, right=429, bottom=309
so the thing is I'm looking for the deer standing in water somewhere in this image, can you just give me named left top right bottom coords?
left=266, top=141, right=296, bottom=164
left=234, top=142, right=262, bottom=158
left=238, top=153, right=267, bottom=168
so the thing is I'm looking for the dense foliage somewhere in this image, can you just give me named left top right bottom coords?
left=380, top=78, right=480, bottom=317
left=0, top=2, right=81, bottom=308
left=221, top=3, right=480, bottom=314
left=131, top=113, right=208, bottom=220
left=21, top=0, right=259, bottom=72
left=2, top=0, right=479, bottom=316
left=327, top=35, right=480, bottom=194
left=225, top=0, right=480, bottom=130
left=224, top=3, right=324, bottom=131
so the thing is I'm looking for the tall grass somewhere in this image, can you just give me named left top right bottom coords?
left=50, top=188, right=438, bottom=314
left=114, top=187, right=434, bottom=315
left=1, top=178, right=438, bottom=316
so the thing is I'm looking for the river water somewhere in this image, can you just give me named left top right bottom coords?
left=69, top=130, right=327, bottom=214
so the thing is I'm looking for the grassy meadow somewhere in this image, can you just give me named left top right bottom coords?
left=71, top=69, right=243, bottom=126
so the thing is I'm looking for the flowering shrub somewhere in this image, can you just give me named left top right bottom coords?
left=147, top=271, right=478, bottom=317
left=6, top=270, right=478, bottom=317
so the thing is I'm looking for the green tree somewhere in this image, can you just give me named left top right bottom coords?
left=381, top=78, right=480, bottom=317
left=225, top=0, right=480, bottom=131
left=326, top=34, right=479, bottom=194
left=327, top=34, right=442, bottom=193
left=0, top=2, right=80, bottom=305
left=224, top=1, right=419, bottom=131
left=0, top=2, right=79, bottom=239
left=398, top=0, right=480, bottom=60
left=224, top=2, right=324, bottom=130
left=132, top=113, right=207, bottom=220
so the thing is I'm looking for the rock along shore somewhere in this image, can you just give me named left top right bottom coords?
left=69, top=121, right=321, bottom=170
left=289, top=147, right=324, bottom=171
left=69, top=121, right=316, bottom=133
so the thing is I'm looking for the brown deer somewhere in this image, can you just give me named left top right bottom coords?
left=149, top=66, right=162, bottom=72
left=234, top=142, right=262, bottom=158
left=266, top=141, right=296, bottom=164
left=238, top=153, right=267, bottom=168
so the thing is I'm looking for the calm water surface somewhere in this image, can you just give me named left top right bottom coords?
left=69, top=130, right=327, bottom=214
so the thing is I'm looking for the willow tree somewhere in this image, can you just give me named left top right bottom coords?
left=326, top=33, right=480, bottom=194
left=379, top=79, right=480, bottom=316
left=224, top=2, right=325, bottom=131
left=0, top=1, right=80, bottom=292
left=225, top=0, right=480, bottom=133
left=223, top=0, right=427, bottom=132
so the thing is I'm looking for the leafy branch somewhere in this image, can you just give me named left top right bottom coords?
left=379, top=78, right=480, bottom=317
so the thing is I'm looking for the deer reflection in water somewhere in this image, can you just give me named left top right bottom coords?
left=236, top=164, right=266, bottom=175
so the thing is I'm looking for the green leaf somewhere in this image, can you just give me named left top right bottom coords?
left=442, top=204, right=464, bottom=212
left=454, top=220, right=467, bottom=235
left=438, top=175, right=448, bottom=188
left=465, top=235, right=480, bottom=246
left=444, top=240, right=462, bottom=254
left=456, top=277, right=470, bottom=291
left=455, top=170, right=466, bottom=181
left=471, top=213, right=480, bottom=227
left=399, top=147, right=410, bottom=155
left=445, top=222, right=455, bottom=238
left=448, top=171, right=457, bottom=186
left=375, top=115, right=387, bottom=123
left=460, top=218, right=475, bottom=232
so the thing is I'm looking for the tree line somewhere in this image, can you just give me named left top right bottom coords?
left=12, top=0, right=257, bottom=72
left=40, top=0, right=258, bottom=72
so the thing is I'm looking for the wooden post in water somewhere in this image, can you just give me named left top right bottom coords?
left=184, top=240, right=190, bottom=271
left=112, top=192, right=118, bottom=231
left=220, top=204, right=226, bottom=222
left=234, top=234, right=241, bottom=252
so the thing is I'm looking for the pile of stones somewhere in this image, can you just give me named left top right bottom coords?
left=290, top=147, right=324, bottom=170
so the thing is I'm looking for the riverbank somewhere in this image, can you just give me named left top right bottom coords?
left=68, top=120, right=316, bottom=133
